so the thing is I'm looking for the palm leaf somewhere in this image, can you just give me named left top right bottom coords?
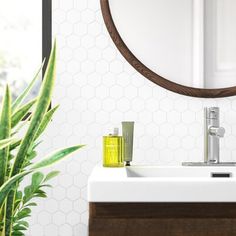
left=11, top=116, right=31, bottom=137
left=0, top=138, right=15, bottom=150
left=34, top=105, right=59, bottom=141
left=0, top=145, right=84, bottom=209
left=31, top=145, right=84, bottom=170
left=11, top=42, right=56, bottom=177
left=0, top=86, right=11, bottom=186
left=4, top=43, right=56, bottom=235
left=10, top=140, right=22, bottom=152
left=11, top=99, right=36, bottom=129
left=44, top=171, right=60, bottom=182
left=11, top=60, right=45, bottom=112
left=0, top=171, right=32, bottom=209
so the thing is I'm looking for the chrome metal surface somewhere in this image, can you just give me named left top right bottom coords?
left=182, top=162, right=236, bottom=166
left=182, top=107, right=234, bottom=166
left=204, top=107, right=225, bottom=164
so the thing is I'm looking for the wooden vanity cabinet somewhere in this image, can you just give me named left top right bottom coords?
left=89, top=203, right=236, bottom=236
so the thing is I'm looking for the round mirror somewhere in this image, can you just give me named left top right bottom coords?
left=101, top=0, right=236, bottom=98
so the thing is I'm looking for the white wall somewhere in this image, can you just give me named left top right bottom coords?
left=28, top=0, right=236, bottom=235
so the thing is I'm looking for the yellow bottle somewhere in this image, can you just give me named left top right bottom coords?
left=103, top=128, right=124, bottom=167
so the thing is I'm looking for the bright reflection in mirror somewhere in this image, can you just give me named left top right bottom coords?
left=109, top=0, right=236, bottom=89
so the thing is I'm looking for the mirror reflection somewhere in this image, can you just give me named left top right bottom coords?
left=109, top=0, right=236, bottom=89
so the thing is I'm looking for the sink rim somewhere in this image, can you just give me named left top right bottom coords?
left=88, top=165, right=236, bottom=202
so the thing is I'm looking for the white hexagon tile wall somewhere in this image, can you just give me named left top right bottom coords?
left=27, top=0, right=236, bottom=235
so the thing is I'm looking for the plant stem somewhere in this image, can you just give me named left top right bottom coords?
left=0, top=86, right=11, bottom=187
left=4, top=190, right=15, bottom=236
left=0, top=204, right=5, bottom=234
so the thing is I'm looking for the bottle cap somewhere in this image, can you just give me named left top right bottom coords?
left=113, top=128, right=119, bottom=136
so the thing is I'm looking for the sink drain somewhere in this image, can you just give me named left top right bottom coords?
left=211, top=173, right=232, bottom=178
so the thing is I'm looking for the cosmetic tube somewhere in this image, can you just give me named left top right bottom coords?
left=122, top=122, right=134, bottom=166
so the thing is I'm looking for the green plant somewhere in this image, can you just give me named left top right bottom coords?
left=0, top=41, right=84, bottom=236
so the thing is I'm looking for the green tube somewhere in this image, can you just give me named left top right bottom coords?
left=122, top=122, right=134, bottom=166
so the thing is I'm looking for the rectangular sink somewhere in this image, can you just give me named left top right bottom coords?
left=126, top=166, right=234, bottom=178
left=88, top=165, right=236, bottom=202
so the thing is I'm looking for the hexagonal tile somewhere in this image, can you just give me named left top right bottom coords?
left=74, top=0, right=87, bottom=11
left=59, top=199, right=73, bottom=213
left=81, top=9, right=95, bottom=24
left=81, top=35, right=95, bottom=49
left=67, top=60, right=80, bottom=75
left=167, top=136, right=181, bottom=150
left=59, top=0, right=73, bottom=11
left=60, top=22, right=73, bottom=36
left=182, top=136, right=195, bottom=150
left=110, top=85, right=124, bottom=99
left=160, top=124, right=174, bottom=137
left=53, top=211, right=66, bottom=225
left=60, top=224, right=73, bottom=235
left=74, top=173, right=88, bottom=188
left=96, top=60, right=109, bottom=74
left=53, top=186, right=66, bottom=201
left=38, top=212, right=52, bottom=226
left=53, top=9, right=66, bottom=24
left=88, top=47, right=102, bottom=61
left=67, top=212, right=80, bottom=225
left=74, top=22, right=87, bottom=36
left=117, top=98, right=130, bottom=112
left=102, top=98, right=116, bottom=112
left=110, top=60, right=123, bottom=74
left=102, top=47, right=117, bottom=61
left=67, top=35, right=81, bottom=49
left=88, top=22, right=102, bottom=36
left=96, top=35, right=109, bottom=49
left=174, top=98, right=188, bottom=112
left=153, top=110, right=166, bottom=125
left=74, top=199, right=88, bottom=214
left=67, top=9, right=81, bottom=23
left=29, top=2, right=236, bottom=235
left=81, top=60, right=95, bottom=74
left=66, top=186, right=80, bottom=201
left=182, top=110, right=196, bottom=124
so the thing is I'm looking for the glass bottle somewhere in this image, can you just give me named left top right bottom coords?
left=103, top=128, right=124, bottom=167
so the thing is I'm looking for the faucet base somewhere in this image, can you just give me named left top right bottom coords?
left=182, top=162, right=236, bottom=166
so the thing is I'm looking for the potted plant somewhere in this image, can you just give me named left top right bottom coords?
left=0, top=41, right=84, bottom=236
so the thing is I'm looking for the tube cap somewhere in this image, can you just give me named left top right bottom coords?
left=113, top=128, right=119, bottom=136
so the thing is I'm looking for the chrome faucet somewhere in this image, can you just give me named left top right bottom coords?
left=204, top=107, right=225, bottom=164
left=183, top=107, right=236, bottom=166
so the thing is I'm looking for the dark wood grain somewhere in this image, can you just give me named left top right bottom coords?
left=100, top=0, right=236, bottom=98
left=89, top=218, right=236, bottom=236
left=90, top=203, right=236, bottom=218
left=89, top=203, right=236, bottom=236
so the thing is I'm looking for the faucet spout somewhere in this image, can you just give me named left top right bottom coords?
left=182, top=107, right=236, bottom=166
left=204, top=107, right=224, bottom=164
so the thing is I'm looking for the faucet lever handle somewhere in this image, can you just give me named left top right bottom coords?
left=209, top=127, right=225, bottom=138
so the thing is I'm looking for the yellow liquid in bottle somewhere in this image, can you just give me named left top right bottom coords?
left=103, top=136, right=124, bottom=167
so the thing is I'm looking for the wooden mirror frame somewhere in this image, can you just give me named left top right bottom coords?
left=100, top=0, right=236, bottom=98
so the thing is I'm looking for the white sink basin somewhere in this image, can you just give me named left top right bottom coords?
left=88, top=165, right=236, bottom=202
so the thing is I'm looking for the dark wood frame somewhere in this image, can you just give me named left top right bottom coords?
left=89, top=202, right=236, bottom=236
left=42, top=0, right=52, bottom=76
left=100, top=0, right=236, bottom=98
